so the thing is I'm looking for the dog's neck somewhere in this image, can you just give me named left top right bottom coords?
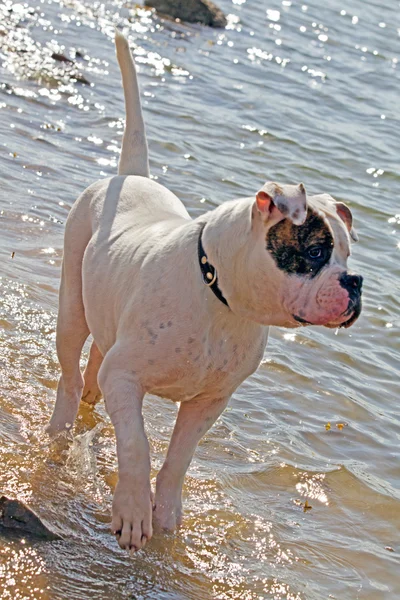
left=198, top=197, right=294, bottom=327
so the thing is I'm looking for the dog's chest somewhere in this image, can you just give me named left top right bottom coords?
left=141, top=322, right=268, bottom=402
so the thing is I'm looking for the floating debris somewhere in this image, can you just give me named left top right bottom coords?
left=293, top=498, right=313, bottom=512
left=325, top=422, right=348, bottom=431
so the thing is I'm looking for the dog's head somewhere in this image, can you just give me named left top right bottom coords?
left=208, top=182, right=362, bottom=328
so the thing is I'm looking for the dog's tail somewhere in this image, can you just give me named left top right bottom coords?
left=115, top=30, right=150, bottom=177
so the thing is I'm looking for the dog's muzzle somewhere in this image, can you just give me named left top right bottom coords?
left=338, top=272, right=363, bottom=328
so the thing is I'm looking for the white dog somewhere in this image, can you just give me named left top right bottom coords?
left=47, top=31, right=362, bottom=552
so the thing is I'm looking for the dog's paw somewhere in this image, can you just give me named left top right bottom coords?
left=112, top=478, right=153, bottom=552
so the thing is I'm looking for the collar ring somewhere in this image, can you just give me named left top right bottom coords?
left=204, top=271, right=217, bottom=287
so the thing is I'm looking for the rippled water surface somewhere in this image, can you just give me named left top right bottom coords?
left=1, top=0, right=399, bottom=598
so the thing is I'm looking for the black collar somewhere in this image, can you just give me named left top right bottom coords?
left=198, top=225, right=229, bottom=308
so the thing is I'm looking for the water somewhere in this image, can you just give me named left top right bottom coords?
left=0, top=0, right=399, bottom=598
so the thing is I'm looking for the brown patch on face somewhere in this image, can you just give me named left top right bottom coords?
left=266, top=208, right=334, bottom=278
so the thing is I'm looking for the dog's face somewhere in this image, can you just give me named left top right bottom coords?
left=214, top=182, right=362, bottom=329
left=266, top=194, right=362, bottom=328
left=253, top=183, right=362, bottom=328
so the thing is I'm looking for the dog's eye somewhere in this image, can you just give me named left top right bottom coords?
left=307, top=247, right=323, bottom=259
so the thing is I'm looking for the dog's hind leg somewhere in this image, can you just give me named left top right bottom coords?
left=82, top=341, right=103, bottom=405
left=46, top=202, right=91, bottom=436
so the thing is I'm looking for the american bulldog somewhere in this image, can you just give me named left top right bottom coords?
left=46, top=31, right=363, bottom=552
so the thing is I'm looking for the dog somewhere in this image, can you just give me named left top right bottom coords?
left=46, top=31, right=363, bottom=552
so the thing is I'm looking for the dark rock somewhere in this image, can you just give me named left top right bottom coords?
left=0, top=495, right=61, bottom=541
left=50, top=53, right=89, bottom=84
left=51, top=52, right=73, bottom=64
left=71, top=72, right=90, bottom=85
left=145, top=0, right=227, bottom=27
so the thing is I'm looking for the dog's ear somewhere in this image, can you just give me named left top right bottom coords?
left=335, top=202, right=358, bottom=242
left=255, top=182, right=307, bottom=226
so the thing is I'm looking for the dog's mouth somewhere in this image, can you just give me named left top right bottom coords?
left=293, top=314, right=312, bottom=326
left=334, top=298, right=362, bottom=329
left=293, top=297, right=362, bottom=329
left=336, top=296, right=362, bottom=329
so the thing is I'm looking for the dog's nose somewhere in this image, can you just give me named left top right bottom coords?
left=339, top=273, right=363, bottom=294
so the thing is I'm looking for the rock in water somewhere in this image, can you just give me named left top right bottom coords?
left=144, top=0, right=227, bottom=27
left=0, top=496, right=60, bottom=541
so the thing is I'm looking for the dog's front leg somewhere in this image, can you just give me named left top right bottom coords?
left=154, top=395, right=229, bottom=530
left=98, top=349, right=152, bottom=552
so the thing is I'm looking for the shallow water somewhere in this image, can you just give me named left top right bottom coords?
left=0, top=0, right=399, bottom=598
